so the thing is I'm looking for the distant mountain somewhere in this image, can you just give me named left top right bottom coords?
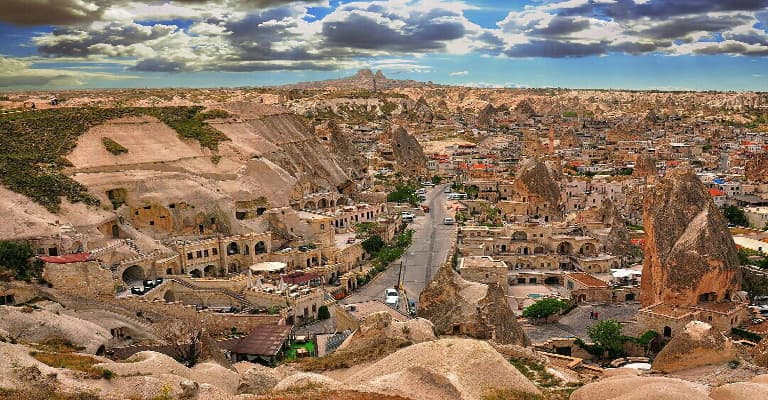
left=278, top=69, right=434, bottom=90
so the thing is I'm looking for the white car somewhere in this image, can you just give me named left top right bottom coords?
left=443, top=217, right=455, bottom=225
left=401, top=212, right=415, bottom=222
left=385, top=288, right=399, bottom=307
left=421, top=181, right=435, bottom=187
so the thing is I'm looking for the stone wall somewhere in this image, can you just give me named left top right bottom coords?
left=43, top=261, right=115, bottom=297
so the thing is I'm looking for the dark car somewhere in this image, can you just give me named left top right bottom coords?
left=130, top=286, right=145, bottom=295
left=143, top=279, right=156, bottom=288
left=154, top=278, right=164, bottom=285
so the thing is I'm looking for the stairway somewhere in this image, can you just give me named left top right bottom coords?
left=89, top=239, right=127, bottom=258
left=125, top=238, right=145, bottom=257
left=170, top=278, right=259, bottom=310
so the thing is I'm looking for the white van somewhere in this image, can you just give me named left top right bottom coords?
left=443, top=217, right=455, bottom=225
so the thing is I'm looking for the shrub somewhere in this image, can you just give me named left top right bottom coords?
left=29, top=351, right=110, bottom=379
left=101, top=137, right=128, bottom=155
left=522, top=298, right=568, bottom=320
left=587, top=320, right=625, bottom=358
left=361, top=235, right=384, bottom=255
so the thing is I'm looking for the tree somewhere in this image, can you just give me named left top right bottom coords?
left=522, top=298, right=568, bottom=320
left=361, top=235, right=384, bottom=255
left=317, top=305, right=330, bottom=320
left=387, top=183, right=418, bottom=205
left=587, top=319, right=624, bottom=357
left=156, top=316, right=226, bottom=368
left=431, top=175, right=442, bottom=184
left=722, top=205, right=749, bottom=227
left=0, top=241, right=39, bottom=281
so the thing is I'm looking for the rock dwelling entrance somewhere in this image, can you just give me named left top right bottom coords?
left=122, top=265, right=145, bottom=285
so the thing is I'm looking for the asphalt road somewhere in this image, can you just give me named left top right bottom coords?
left=341, top=183, right=455, bottom=311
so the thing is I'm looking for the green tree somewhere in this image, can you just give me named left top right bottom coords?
left=587, top=320, right=624, bottom=357
left=522, top=298, right=568, bottom=320
left=722, top=205, right=749, bottom=227
left=465, top=185, right=480, bottom=199
left=361, top=235, right=385, bottom=255
left=0, top=241, right=39, bottom=281
left=387, top=183, right=418, bottom=205
left=431, top=175, right=443, bottom=184
left=317, top=305, right=330, bottom=320
left=354, top=222, right=377, bottom=236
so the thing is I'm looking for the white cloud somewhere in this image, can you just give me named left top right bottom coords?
left=450, top=70, right=468, bottom=76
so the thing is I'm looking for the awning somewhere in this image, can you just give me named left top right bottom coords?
left=37, top=252, right=91, bottom=264
left=250, top=262, right=287, bottom=272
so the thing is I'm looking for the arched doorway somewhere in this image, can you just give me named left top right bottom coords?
left=512, top=231, right=527, bottom=241
left=318, top=198, right=328, bottom=209
left=580, top=243, right=596, bottom=256
left=227, top=242, right=240, bottom=255
left=204, top=265, right=216, bottom=277
left=625, top=293, right=636, bottom=301
left=111, top=225, right=120, bottom=239
left=557, top=242, right=573, bottom=254
left=190, top=269, right=202, bottom=278
left=163, top=290, right=176, bottom=302
left=304, top=201, right=316, bottom=210
left=255, top=241, right=266, bottom=254
left=122, top=265, right=145, bottom=285
left=663, top=326, right=672, bottom=338
left=544, top=276, right=559, bottom=285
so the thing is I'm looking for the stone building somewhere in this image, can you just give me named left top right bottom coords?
left=458, top=256, right=509, bottom=288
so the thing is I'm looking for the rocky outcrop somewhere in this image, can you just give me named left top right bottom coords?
left=340, top=311, right=436, bottom=353
left=316, top=119, right=366, bottom=181
left=640, top=168, right=742, bottom=307
left=745, top=153, right=768, bottom=183
left=477, top=103, right=496, bottom=128
left=513, top=158, right=563, bottom=221
left=412, top=96, right=434, bottom=124
left=0, top=306, right=110, bottom=354
left=597, top=198, right=634, bottom=256
left=570, top=374, right=710, bottom=400
left=391, top=125, right=427, bottom=177
left=346, top=338, right=540, bottom=400
left=633, top=152, right=658, bottom=179
left=514, top=99, right=536, bottom=118
left=418, top=264, right=529, bottom=346
left=750, top=337, right=768, bottom=367
left=651, top=321, right=736, bottom=373
left=238, top=364, right=279, bottom=394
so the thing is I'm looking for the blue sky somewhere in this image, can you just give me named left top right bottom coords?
left=0, top=0, right=767, bottom=91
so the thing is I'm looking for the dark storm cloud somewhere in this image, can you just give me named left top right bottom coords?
left=0, top=0, right=107, bottom=26
left=130, top=59, right=186, bottom=72
left=694, top=41, right=768, bottom=55
left=322, top=13, right=466, bottom=51
left=37, top=23, right=176, bottom=57
left=503, top=40, right=606, bottom=58
left=211, top=61, right=339, bottom=72
left=0, top=0, right=318, bottom=26
left=530, top=17, right=590, bottom=37
left=558, top=0, right=768, bottom=21
left=610, top=40, right=673, bottom=54
left=636, top=15, right=753, bottom=40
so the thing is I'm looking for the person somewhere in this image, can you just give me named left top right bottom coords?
left=595, top=311, right=599, bottom=319
left=589, top=311, right=594, bottom=320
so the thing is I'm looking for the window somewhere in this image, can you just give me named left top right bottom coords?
left=320, top=224, right=325, bottom=230
left=212, top=248, right=218, bottom=255
left=187, top=252, right=193, bottom=260
left=203, top=250, right=209, bottom=257
left=149, top=220, right=155, bottom=226
left=196, top=250, right=202, bottom=258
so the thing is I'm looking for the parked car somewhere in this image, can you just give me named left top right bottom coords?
left=421, top=181, right=435, bottom=187
left=401, top=212, right=415, bottom=222
left=130, top=286, right=145, bottom=295
left=443, top=217, right=455, bottom=225
left=142, top=279, right=156, bottom=289
left=444, top=186, right=452, bottom=193
left=346, top=237, right=356, bottom=244
left=385, top=288, right=399, bottom=307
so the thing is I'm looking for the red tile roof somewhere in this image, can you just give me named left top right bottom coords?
left=708, top=188, right=725, bottom=197
left=37, top=252, right=91, bottom=264
left=568, top=272, right=609, bottom=288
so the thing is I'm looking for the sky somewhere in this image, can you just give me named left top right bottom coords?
left=0, top=0, right=767, bottom=91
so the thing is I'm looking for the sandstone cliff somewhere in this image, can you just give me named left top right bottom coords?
left=391, top=125, right=427, bottom=177
left=418, top=264, right=529, bottom=346
left=651, top=321, right=736, bottom=373
left=640, top=168, right=742, bottom=307
left=745, top=153, right=768, bottom=183
left=477, top=103, right=496, bottom=128
left=633, top=152, right=658, bottom=179
left=597, top=198, right=634, bottom=257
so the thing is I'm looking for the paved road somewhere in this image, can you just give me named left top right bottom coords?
left=341, top=183, right=455, bottom=310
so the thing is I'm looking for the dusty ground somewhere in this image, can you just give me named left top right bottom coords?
left=525, top=303, right=642, bottom=343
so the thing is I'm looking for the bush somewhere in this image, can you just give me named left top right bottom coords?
left=431, top=175, right=442, bottom=184
left=317, top=305, right=330, bottom=320
left=361, top=235, right=384, bottom=255
left=101, top=137, right=128, bottom=155
left=0, top=241, right=40, bottom=281
left=722, top=205, right=749, bottom=227
left=587, top=320, right=624, bottom=358
left=521, top=298, right=568, bottom=320
left=387, top=182, right=418, bottom=205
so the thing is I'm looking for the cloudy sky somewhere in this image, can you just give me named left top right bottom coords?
left=1, top=0, right=767, bottom=90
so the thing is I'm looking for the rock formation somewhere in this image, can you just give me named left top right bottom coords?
left=750, top=337, right=768, bottom=367
left=477, top=103, right=496, bottom=128
left=315, top=119, right=367, bottom=181
left=418, top=264, right=529, bottom=346
left=345, top=338, right=540, bottom=400
left=633, top=152, right=658, bottom=179
left=597, top=198, right=634, bottom=256
left=570, top=374, right=710, bottom=400
left=391, top=125, right=427, bottom=176
left=412, top=96, right=434, bottom=124
left=514, top=99, right=536, bottom=118
left=339, top=311, right=436, bottom=353
left=513, top=158, right=563, bottom=222
left=651, top=321, right=736, bottom=373
left=640, top=168, right=742, bottom=307
left=745, top=153, right=768, bottom=183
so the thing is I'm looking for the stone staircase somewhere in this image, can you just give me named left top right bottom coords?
left=89, top=239, right=127, bottom=258
left=170, top=277, right=259, bottom=310
left=125, top=238, right=145, bottom=257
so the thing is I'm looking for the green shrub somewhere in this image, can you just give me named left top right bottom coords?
left=521, top=298, right=568, bottom=319
left=101, top=137, right=128, bottom=155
